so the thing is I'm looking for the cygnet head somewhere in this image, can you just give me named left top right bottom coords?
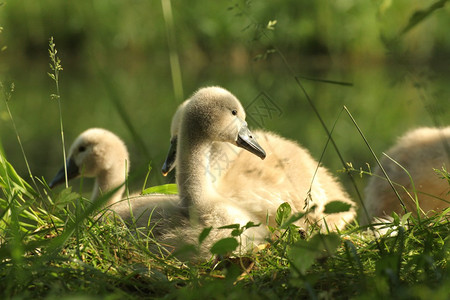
left=49, top=128, right=130, bottom=189
left=179, top=86, right=266, bottom=160
left=163, top=87, right=266, bottom=175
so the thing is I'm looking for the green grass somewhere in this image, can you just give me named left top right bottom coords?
left=0, top=152, right=448, bottom=299
left=0, top=93, right=448, bottom=299
left=1, top=78, right=448, bottom=299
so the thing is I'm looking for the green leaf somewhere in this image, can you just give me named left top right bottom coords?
left=243, top=221, right=260, bottom=229
left=54, top=188, right=80, bottom=208
left=170, top=243, right=198, bottom=258
left=198, top=227, right=212, bottom=244
left=218, top=222, right=262, bottom=237
left=275, top=202, right=292, bottom=226
left=231, top=228, right=243, bottom=237
left=401, top=0, right=449, bottom=35
left=210, top=237, right=239, bottom=255
left=392, top=211, right=401, bottom=225
left=289, top=233, right=341, bottom=275
left=218, top=223, right=241, bottom=230
left=323, top=201, right=352, bottom=214
left=400, top=212, right=411, bottom=226
left=142, top=183, right=178, bottom=195
left=280, top=212, right=306, bottom=229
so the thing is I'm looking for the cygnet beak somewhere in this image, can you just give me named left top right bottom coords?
left=49, top=157, right=80, bottom=188
left=161, top=137, right=177, bottom=176
left=236, top=124, right=266, bottom=160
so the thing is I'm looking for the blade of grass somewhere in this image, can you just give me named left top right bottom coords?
left=382, top=152, right=423, bottom=224
left=400, top=0, right=449, bottom=36
left=48, top=37, right=68, bottom=189
left=291, top=75, right=365, bottom=207
left=161, top=0, right=184, bottom=103
left=343, top=106, right=407, bottom=215
left=44, top=185, right=123, bottom=257
left=296, top=74, right=354, bottom=87
left=0, top=83, right=42, bottom=198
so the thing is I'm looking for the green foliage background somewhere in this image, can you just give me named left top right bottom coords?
left=0, top=0, right=449, bottom=200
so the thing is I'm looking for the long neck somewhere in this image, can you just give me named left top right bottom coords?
left=176, top=133, right=216, bottom=212
left=92, top=167, right=126, bottom=205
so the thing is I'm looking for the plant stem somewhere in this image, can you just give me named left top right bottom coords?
left=48, top=37, right=68, bottom=189
left=161, top=0, right=184, bottom=103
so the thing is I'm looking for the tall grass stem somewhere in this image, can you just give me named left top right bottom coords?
left=343, top=106, right=407, bottom=214
left=48, top=37, right=68, bottom=189
left=0, top=83, right=43, bottom=199
left=161, top=0, right=184, bottom=103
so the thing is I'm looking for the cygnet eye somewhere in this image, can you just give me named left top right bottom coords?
left=231, top=109, right=237, bottom=116
left=78, top=146, right=86, bottom=152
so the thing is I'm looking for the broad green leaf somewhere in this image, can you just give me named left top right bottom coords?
left=243, top=221, right=260, bottom=229
left=218, top=223, right=241, bottom=230
left=54, top=188, right=80, bottom=208
left=142, top=183, right=178, bottom=195
left=400, top=212, right=412, bottom=226
left=323, top=201, right=352, bottom=214
left=289, top=233, right=341, bottom=275
left=170, top=244, right=198, bottom=258
left=392, top=211, right=401, bottom=225
left=210, top=237, right=239, bottom=255
left=280, top=212, right=306, bottom=229
left=231, top=229, right=243, bottom=237
left=275, top=202, right=292, bottom=226
left=198, top=226, right=212, bottom=244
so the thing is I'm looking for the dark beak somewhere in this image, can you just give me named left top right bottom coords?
left=161, top=137, right=177, bottom=176
left=236, top=125, right=266, bottom=160
left=49, top=158, right=80, bottom=188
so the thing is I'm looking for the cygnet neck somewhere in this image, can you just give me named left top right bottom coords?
left=92, top=163, right=127, bottom=205
left=176, top=131, right=218, bottom=213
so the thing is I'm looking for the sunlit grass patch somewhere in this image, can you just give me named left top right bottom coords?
left=0, top=137, right=448, bottom=299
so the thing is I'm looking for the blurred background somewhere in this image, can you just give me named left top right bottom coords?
left=0, top=0, right=449, bottom=205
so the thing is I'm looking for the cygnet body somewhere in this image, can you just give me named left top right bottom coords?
left=215, top=130, right=355, bottom=230
left=363, top=126, right=450, bottom=224
left=167, top=87, right=268, bottom=252
left=163, top=90, right=356, bottom=231
left=49, top=106, right=267, bottom=259
left=49, top=128, right=179, bottom=230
